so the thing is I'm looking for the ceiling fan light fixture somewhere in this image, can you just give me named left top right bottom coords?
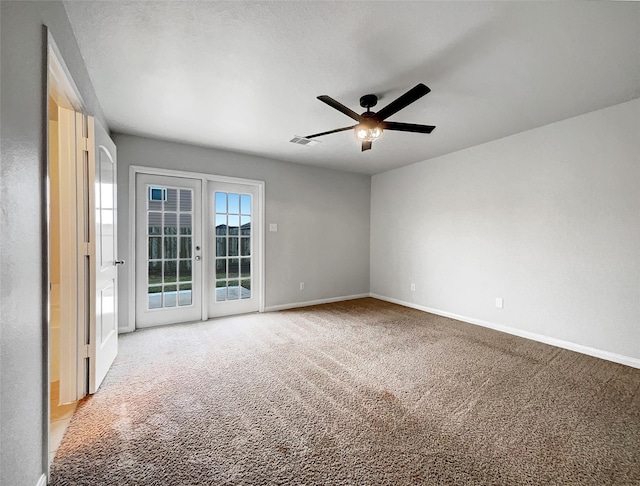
left=354, top=123, right=383, bottom=142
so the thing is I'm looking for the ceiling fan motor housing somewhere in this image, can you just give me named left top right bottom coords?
left=359, top=94, right=378, bottom=110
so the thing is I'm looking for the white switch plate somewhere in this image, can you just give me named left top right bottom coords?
left=410, top=283, right=416, bottom=291
left=495, top=298, right=504, bottom=309
left=269, top=223, right=278, bottom=232
left=300, top=282, right=305, bottom=290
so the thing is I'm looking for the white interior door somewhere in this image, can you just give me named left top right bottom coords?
left=91, top=120, right=119, bottom=393
left=136, top=174, right=203, bottom=327
left=209, top=181, right=261, bottom=318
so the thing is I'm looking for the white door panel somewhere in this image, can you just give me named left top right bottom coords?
left=136, top=174, right=203, bottom=327
left=208, top=181, right=261, bottom=318
left=91, top=120, right=118, bottom=393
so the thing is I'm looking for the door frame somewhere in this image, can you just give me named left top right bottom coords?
left=126, top=165, right=265, bottom=332
left=45, top=30, right=87, bottom=476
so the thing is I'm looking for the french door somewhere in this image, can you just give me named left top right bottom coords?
left=135, top=173, right=262, bottom=327
left=208, top=181, right=261, bottom=318
left=135, top=174, right=203, bottom=327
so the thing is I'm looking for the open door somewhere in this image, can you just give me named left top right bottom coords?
left=91, top=120, right=118, bottom=393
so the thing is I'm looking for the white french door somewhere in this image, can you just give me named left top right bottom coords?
left=135, top=174, right=203, bottom=327
left=134, top=172, right=263, bottom=327
left=208, top=181, right=261, bottom=318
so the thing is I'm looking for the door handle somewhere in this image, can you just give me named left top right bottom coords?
left=195, top=256, right=201, bottom=261
left=114, top=260, right=125, bottom=266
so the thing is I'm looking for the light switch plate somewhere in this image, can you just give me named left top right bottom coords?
left=269, top=223, right=278, bottom=232
left=495, top=298, right=504, bottom=309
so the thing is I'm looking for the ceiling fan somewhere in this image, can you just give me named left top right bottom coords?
left=305, top=83, right=436, bottom=152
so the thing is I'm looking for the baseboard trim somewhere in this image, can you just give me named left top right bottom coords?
left=265, top=293, right=370, bottom=312
left=370, top=293, right=640, bottom=369
left=36, top=473, right=47, bottom=486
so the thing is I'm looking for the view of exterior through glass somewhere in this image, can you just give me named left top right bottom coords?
left=215, top=192, right=251, bottom=301
left=147, top=186, right=194, bottom=309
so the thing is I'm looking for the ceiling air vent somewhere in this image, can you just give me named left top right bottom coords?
left=289, top=136, right=320, bottom=147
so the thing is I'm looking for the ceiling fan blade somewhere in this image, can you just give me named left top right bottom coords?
left=374, top=84, right=431, bottom=121
left=381, top=121, right=436, bottom=134
left=305, top=125, right=356, bottom=139
left=317, top=95, right=362, bottom=122
left=361, top=141, right=372, bottom=152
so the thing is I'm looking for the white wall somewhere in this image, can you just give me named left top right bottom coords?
left=0, top=2, right=109, bottom=485
left=113, top=134, right=371, bottom=329
left=371, top=98, right=640, bottom=363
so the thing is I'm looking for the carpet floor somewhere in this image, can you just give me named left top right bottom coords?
left=50, top=298, right=640, bottom=485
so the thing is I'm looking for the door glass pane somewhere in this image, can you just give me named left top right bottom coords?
left=228, top=194, right=239, bottom=214
left=179, top=260, right=192, bottom=282
left=215, top=215, right=227, bottom=235
left=240, top=216, right=251, bottom=235
left=241, top=279, right=251, bottom=299
left=241, top=258, right=250, bottom=277
left=228, top=258, right=239, bottom=278
left=148, top=261, right=162, bottom=285
left=215, top=192, right=226, bottom=213
left=216, top=237, right=226, bottom=257
left=228, top=237, right=239, bottom=256
left=179, top=237, right=192, bottom=258
left=228, top=215, right=239, bottom=235
left=179, top=214, right=192, bottom=235
left=179, top=189, right=192, bottom=211
left=165, top=188, right=177, bottom=211
left=216, top=259, right=227, bottom=279
left=179, top=284, right=192, bottom=306
left=148, top=286, right=162, bottom=309
left=164, top=212, right=177, bottom=235
left=228, top=280, right=239, bottom=300
left=149, top=237, right=162, bottom=260
left=240, top=195, right=251, bottom=215
left=148, top=212, right=162, bottom=235
left=240, top=237, right=250, bottom=256
left=164, top=284, right=177, bottom=307
left=164, top=237, right=177, bottom=259
left=164, top=261, right=177, bottom=283
left=216, top=280, right=227, bottom=302
left=148, top=199, right=162, bottom=211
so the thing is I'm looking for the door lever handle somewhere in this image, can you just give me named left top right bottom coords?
left=114, top=260, right=125, bottom=266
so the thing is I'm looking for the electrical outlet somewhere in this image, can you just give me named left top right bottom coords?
left=269, top=223, right=278, bottom=232
left=300, top=282, right=305, bottom=290
left=410, top=283, right=416, bottom=291
left=495, top=298, right=504, bottom=309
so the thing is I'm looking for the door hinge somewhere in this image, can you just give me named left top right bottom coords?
left=82, top=242, right=91, bottom=255
left=84, top=344, right=91, bottom=358
left=82, top=136, right=90, bottom=152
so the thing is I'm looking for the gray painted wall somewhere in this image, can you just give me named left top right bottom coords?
left=0, top=2, right=107, bottom=484
left=113, top=134, right=371, bottom=330
left=371, top=98, right=640, bottom=361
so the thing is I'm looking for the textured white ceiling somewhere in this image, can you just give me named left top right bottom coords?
left=64, top=1, right=640, bottom=175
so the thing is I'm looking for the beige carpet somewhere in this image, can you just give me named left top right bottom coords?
left=50, top=298, right=640, bottom=485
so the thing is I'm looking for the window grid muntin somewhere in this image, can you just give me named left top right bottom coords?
left=147, top=186, right=194, bottom=309
left=215, top=191, right=252, bottom=301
